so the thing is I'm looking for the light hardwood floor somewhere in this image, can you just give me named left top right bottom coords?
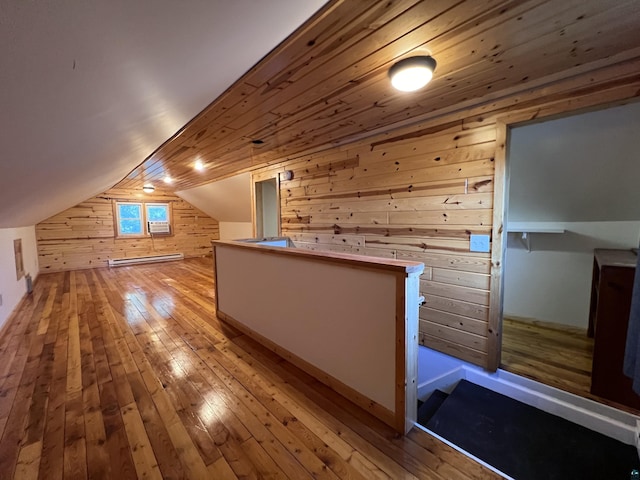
left=501, top=317, right=640, bottom=414
left=501, top=317, right=594, bottom=395
left=0, top=257, right=499, bottom=479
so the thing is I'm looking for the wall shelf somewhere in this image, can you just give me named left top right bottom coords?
left=507, top=223, right=566, bottom=252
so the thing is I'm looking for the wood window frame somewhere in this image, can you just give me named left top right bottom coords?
left=113, top=201, right=174, bottom=239
left=145, top=202, right=173, bottom=235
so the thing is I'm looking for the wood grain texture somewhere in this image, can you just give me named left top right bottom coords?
left=499, top=317, right=640, bottom=414
left=250, top=117, right=495, bottom=367
left=0, top=258, right=500, bottom=480
left=113, top=0, right=640, bottom=192
left=250, top=59, right=640, bottom=369
left=35, top=0, right=640, bottom=373
left=36, top=188, right=219, bottom=272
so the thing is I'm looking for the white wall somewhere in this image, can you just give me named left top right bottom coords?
left=219, top=221, right=253, bottom=240
left=215, top=243, right=402, bottom=412
left=0, top=226, right=39, bottom=330
left=509, top=102, right=640, bottom=223
left=261, top=178, right=278, bottom=237
left=505, top=102, right=640, bottom=328
left=504, top=221, right=640, bottom=327
left=176, top=172, right=252, bottom=222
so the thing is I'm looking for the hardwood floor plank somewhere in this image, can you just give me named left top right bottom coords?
left=63, top=392, right=88, bottom=480
left=98, top=383, right=137, bottom=477
left=0, top=257, right=501, bottom=480
left=84, top=382, right=112, bottom=480
left=0, top=308, right=48, bottom=477
left=500, top=317, right=640, bottom=414
left=208, top=454, right=241, bottom=479
left=120, top=401, right=163, bottom=480
left=36, top=283, right=57, bottom=336
left=501, top=317, right=593, bottom=394
left=24, top=342, right=54, bottom=446
left=15, top=440, right=43, bottom=480
left=126, top=370, right=186, bottom=479
left=38, top=298, right=70, bottom=480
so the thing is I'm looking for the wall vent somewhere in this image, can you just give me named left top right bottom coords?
left=108, top=253, right=184, bottom=267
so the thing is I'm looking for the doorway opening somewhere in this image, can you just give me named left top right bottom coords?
left=499, top=101, right=640, bottom=412
left=254, top=177, right=279, bottom=238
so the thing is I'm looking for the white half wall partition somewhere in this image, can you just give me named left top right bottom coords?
left=212, top=240, right=424, bottom=434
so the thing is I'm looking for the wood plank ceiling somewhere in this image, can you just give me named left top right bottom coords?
left=115, top=0, right=640, bottom=192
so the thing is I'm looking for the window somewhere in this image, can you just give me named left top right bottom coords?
left=116, top=203, right=143, bottom=236
left=114, top=201, right=172, bottom=237
left=146, top=203, right=169, bottom=223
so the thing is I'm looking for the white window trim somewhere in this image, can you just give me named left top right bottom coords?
left=145, top=203, right=171, bottom=224
left=115, top=202, right=144, bottom=237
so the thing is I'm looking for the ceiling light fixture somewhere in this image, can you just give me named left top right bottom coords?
left=194, top=159, right=205, bottom=171
left=163, top=175, right=173, bottom=184
left=389, top=55, right=437, bottom=92
left=142, top=184, right=155, bottom=193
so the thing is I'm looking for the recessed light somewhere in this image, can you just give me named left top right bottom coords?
left=163, top=176, right=173, bottom=184
left=194, top=159, right=205, bottom=171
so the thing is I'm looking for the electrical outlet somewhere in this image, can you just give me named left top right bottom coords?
left=470, top=234, right=491, bottom=253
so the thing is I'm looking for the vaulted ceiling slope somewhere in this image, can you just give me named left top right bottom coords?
left=4, top=1, right=640, bottom=229
left=116, top=0, right=640, bottom=194
left=0, top=0, right=328, bottom=228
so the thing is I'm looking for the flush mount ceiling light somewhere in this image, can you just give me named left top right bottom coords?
left=389, top=55, right=437, bottom=92
left=142, top=184, right=155, bottom=193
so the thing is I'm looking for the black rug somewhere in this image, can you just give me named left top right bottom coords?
left=424, top=379, right=639, bottom=480
left=417, top=389, right=448, bottom=425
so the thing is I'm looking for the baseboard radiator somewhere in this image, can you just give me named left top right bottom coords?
left=108, top=253, right=184, bottom=267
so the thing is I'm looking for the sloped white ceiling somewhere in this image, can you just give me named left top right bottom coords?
left=176, top=172, right=252, bottom=222
left=0, top=0, right=327, bottom=228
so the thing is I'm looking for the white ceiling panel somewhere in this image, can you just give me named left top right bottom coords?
left=0, top=0, right=327, bottom=227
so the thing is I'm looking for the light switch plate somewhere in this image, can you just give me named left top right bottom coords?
left=470, top=234, right=490, bottom=253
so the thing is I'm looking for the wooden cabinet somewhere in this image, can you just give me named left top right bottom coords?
left=589, top=248, right=640, bottom=409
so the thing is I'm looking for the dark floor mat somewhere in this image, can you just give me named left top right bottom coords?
left=424, top=379, right=639, bottom=480
left=417, top=390, right=448, bottom=425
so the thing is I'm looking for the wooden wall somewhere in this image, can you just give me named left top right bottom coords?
left=253, top=122, right=494, bottom=367
left=251, top=58, right=640, bottom=369
left=36, top=188, right=219, bottom=272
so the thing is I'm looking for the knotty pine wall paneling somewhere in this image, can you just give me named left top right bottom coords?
left=252, top=60, right=640, bottom=370
left=254, top=121, right=496, bottom=368
left=36, top=188, right=219, bottom=272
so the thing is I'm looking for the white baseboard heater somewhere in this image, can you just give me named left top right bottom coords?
left=108, top=253, right=184, bottom=267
